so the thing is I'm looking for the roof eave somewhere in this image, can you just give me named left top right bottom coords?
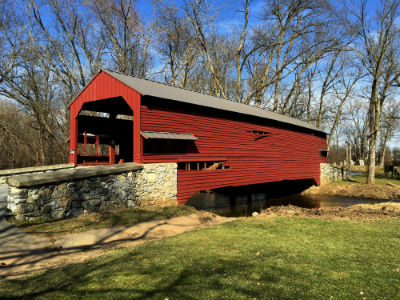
left=84, top=69, right=327, bottom=135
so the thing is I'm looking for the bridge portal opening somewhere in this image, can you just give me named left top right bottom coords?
left=76, top=97, right=134, bottom=165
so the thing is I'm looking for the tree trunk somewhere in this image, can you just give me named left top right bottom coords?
left=367, top=80, right=381, bottom=184
left=380, top=145, right=386, bottom=167
left=379, top=122, right=392, bottom=167
left=367, top=138, right=377, bottom=184
left=273, top=79, right=281, bottom=112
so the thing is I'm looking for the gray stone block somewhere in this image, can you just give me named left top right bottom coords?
left=82, top=199, right=101, bottom=211
left=14, top=197, right=26, bottom=204
left=67, top=208, right=83, bottom=217
left=51, top=208, right=64, bottom=219
left=80, top=193, right=90, bottom=201
left=16, top=203, right=29, bottom=214
left=7, top=202, right=16, bottom=211
left=51, top=189, right=64, bottom=199
left=59, top=198, right=71, bottom=208
left=15, top=214, right=25, bottom=221
left=41, top=204, right=52, bottom=216
left=26, top=196, right=38, bottom=204
left=72, top=200, right=81, bottom=208
left=49, top=200, right=60, bottom=210
left=113, top=180, right=121, bottom=188
left=39, top=189, right=52, bottom=201
left=28, top=189, right=39, bottom=196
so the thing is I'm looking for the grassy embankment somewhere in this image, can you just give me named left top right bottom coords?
left=9, top=206, right=197, bottom=238
left=1, top=216, right=400, bottom=300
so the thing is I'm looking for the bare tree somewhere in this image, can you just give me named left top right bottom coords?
left=183, top=0, right=231, bottom=98
left=0, top=59, right=65, bottom=165
left=326, top=66, right=362, bottom=149
left=0, top=1, right=21, bottom=85
left=345, top=99, right=369, bottom=162
left=315, top=50, right=341, bottom=128
left=89, top=0, right=156, bottom=78
left=349, top=0, right=400, bottom=184
left=0, top=100, right=36, bottom=168
left=304, top=62, right=318, bottom=122
left=266, top=0, right=332, bottom=112
left=234, top=0, right=251, bottom=102
left=28, top=0, right=105, bottom=104
left=378, top=98, right=400, bottom=166
left=243, top=0, right=341, bottom=110
left=157, top=4, right=198, bottom=88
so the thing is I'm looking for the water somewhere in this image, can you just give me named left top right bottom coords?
left=187, top=190, right=396, bottom=217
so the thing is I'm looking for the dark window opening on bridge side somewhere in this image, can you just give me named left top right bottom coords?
left=319, top=149, right=328, bottom=157
left=248, top=130, right=270, bottom=135
left=143, top=139, right=192, bottom=154
left=142, top=131, right=198, bottom=155
left=178, top=161, right=230, bottom=171
left=248, top=130, right=271, bottom=141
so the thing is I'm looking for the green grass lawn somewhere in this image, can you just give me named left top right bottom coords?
left=1, top=217, right=400, bottom=300
left=350, top=172, right=400, bottom=185
left=330, top=167, right=400, bottom=186
left=9, top=206, right=197, bottom=237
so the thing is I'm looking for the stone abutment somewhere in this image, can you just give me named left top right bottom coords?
left=5, top=163, right=177, bottom=221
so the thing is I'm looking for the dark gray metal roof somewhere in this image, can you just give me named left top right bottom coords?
left=141, top=131, right=198, bottom=141
left=102, top=69, right=324, bottom=134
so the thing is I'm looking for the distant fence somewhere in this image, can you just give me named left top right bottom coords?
left=320, top=163, right=350, bottom=185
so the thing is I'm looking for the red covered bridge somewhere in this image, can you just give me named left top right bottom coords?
left=68, top=69, right=328, bottom=205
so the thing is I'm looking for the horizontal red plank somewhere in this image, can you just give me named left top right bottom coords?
left=141, top=100, right=326, bottom=204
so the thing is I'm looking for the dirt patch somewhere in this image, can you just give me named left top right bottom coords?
left=260, top=202, right=400, bottom=221
left=0, top=211, right=232, bottom=280
left=302, top=183, right=400, bottom=200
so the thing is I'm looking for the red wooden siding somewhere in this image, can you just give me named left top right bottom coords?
left=68, top=72, right=143, bottom=164
left=141, top=100, right=327, bottom=204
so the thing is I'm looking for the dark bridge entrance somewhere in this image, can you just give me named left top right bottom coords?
left=76, top=97, right=134, bottom=165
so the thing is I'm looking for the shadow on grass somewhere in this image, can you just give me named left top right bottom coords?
left=0, top=218, right=182, bottom=280
left=8, top=206, right=197, bottom=237
left=0, top=243, right=303, bottom=300
left=2, top=217, right=400, bottom=299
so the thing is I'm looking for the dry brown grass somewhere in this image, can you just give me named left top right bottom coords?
left=303, top=183, right=400, bottom=200
left=261, top=202, right=400, bottom=221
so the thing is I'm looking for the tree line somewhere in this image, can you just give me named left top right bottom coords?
left=0, top=0, right=399, bottom=184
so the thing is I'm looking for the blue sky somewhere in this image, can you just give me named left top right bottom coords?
left=135, top=0, right=265, bottom=30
